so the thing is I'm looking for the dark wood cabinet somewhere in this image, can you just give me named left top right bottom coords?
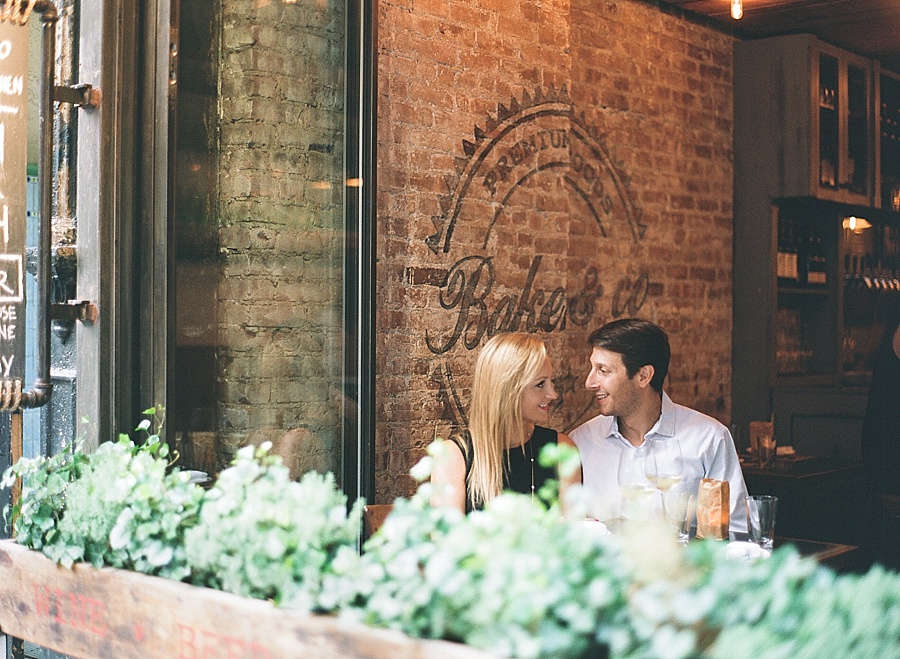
left=733, top=35, right=899, bottom=454
left=735, top=34, right=875, bottom=208
left=878, top=67, right=900, bottom=212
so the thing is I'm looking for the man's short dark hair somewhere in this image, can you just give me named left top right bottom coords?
left=587, top=318, right=670, bottom=392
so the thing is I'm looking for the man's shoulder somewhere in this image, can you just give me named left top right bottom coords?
left=673, top=401, right=724, bottom=427
left=664, top=395, right=728, bottom=438
left=570, top=415, right=614, bottom=443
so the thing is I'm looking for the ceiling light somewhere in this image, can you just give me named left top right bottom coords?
left=731, top=0, right=743, bottom=20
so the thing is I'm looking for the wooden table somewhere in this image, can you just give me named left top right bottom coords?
left=740, top=455, right=863, bottom=545
left=773, top=536, right=861, bottom=572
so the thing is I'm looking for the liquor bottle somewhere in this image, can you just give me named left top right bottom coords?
left=777, top=218, right=798, bottom=284
left=789, top=223, right=799, bottom=282
left=776, top=221, right=787, bottom=280
left=806, top=232, right=827, bottom=286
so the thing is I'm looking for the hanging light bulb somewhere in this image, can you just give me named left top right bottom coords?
left=731, top=0, right=743, bottom=20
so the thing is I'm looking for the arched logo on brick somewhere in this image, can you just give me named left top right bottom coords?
left=416, top=86, right=651, bottom=429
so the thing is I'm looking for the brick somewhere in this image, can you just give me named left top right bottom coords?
left=196, top=0, right=737, bottom=497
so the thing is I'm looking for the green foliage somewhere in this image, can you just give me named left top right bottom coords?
left=183, top=442, right=363, bottom=610
left=343, top=501, right=900, bottom=659
left=3, top=431, right=900, bottom=659
left=1, top=441, right=89, bottom=556
left=54, top=434, right=203, bottom=579
left=702, top=551, right=900, bottom=659
left=536, top=442, right=581, bottom=508
left=335, top=494, right=634, bottom=659
left=2, top=410, right=202, bottom=579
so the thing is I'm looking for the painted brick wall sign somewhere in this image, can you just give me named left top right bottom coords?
left=415, top=86, right=649, bottom=435
left=376, top=0, right=735, bottom=500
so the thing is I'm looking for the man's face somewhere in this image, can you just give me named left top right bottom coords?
left=584, top=347, right=643, bottom=418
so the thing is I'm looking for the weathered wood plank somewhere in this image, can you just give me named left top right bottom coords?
left=0, top=540, right=496, bottom=659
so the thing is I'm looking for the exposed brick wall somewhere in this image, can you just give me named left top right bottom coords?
left=211, top=0, right=347, bottom=478
left=376, top=0, right=735, bottom=501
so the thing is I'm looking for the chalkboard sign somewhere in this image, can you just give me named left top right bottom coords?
left=0, top=21, right=27, bottom=396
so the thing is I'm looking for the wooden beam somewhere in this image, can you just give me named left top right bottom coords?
left=0, top=541, right=493, bottom=659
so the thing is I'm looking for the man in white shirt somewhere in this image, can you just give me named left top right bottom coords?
left=570, top=318, right=748, bottom=533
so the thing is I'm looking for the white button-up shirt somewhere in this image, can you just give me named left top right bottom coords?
left=571, top=392, right=749, bottom=533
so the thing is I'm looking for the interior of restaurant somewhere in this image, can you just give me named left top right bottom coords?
left=2, top=3, right=899, bottom=658
left=0, top=0, right=897, bottom=576
left=365, top=0, right=900, bottom=568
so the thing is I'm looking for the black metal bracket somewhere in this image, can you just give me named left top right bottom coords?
left=53, top=83, right=101, bottom=108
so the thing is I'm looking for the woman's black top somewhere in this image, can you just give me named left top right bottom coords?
left=449, top=425, right=558, bottom=512
left=861, top=323, right=900, bottom=496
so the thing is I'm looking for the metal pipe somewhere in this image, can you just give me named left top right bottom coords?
left=19, top=0, right=58, bottom=409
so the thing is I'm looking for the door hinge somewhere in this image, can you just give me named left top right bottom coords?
left=50, top=300, right=99, bottom=324
left=53, top=83, right=102, bottom=109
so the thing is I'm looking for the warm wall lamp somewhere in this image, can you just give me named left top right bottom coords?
left=842, top=216, right=872, bottom=233
left=731, top=0, right=743, bottom=20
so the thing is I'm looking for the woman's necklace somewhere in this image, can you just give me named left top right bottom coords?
left=528, top=438, right=535, bottom=501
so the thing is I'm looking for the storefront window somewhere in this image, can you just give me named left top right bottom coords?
left=170, top=0, right=372, bottom=494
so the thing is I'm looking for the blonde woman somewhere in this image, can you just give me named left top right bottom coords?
left=431, top=332, right=580, bottom=513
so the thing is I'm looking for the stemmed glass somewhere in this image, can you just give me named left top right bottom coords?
left=664, top=487, right=695, bottom=544
left=642, top=437, right=685, bottom=528
left=617, top=446, right=655, bottom=519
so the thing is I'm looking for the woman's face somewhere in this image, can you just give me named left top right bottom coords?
left=520, top=356, right=558, bottom=428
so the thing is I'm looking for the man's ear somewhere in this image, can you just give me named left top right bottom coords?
left=637, top=364, right=655, bottom=389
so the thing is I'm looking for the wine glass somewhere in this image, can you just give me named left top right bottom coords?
left=617, top=446, right=655, bottom=520
left=664, top=486, right=695, bottom=544
left=642, top=437, right=684, bottom=524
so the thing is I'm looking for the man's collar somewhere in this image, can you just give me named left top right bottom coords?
left=605, top=391, right=673, bottom=442
left=647, top=392, right=675, bottom=438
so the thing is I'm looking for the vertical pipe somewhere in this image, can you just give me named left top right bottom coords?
left=19, top=2, right=57, bottom=409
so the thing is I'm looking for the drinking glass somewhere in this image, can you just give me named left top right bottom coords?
left=643, top=437, right=685, bottom=530
left=664, top=488, right=695, bottom=544
left=757, top=435, right=777, bottom=468
left=643, top=437, right=684, bottom=494
left=618, top=447, right=654, bottom=519
left=745, top=495, right=778, bottom=549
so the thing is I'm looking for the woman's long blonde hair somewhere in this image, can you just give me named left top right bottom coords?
left=466, top=332, right=549, bottom=509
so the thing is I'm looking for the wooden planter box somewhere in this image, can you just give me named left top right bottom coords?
left=0, top=540, right=494, bottom=659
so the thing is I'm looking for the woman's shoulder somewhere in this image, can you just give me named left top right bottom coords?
left=556, top=430, right=575, bottom=447
left=532, top=425, right=560, bottom=445
left=447, top=430, right=474, bottom=475
left=447, top=430, right=472, bottom=453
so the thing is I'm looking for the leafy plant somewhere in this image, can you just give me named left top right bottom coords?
left=4, top=431, right=900, bottom=659
left=1, top=440, right=90, bottom=556
left=2, top=408, right=203, bottom=579
left=56, top=433, right=203, bottom=579
left=701, top=548, right=900, bottom=659
left=330, top=492, right=637, bottom=659
left=183, top=442, right=363, bottom=610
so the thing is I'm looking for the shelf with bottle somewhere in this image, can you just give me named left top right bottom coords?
left=776, top=214, right=833, bottom=292
left=840, top=218, right=900, bottom=384
left=773, top=202, right=840, bottom=382
left=880, top=70, right=900, bottom=211
left=842, top=222, right=900, bottom=296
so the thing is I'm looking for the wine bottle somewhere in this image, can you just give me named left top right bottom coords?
left=806, top=229, right=827, bottom=286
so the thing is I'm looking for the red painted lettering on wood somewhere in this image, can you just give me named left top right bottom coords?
left=178, top=623, right=272, bottom=659
left=177, top=623, right=197, bottom=659
left=30, top=583, right=107, bottom=638
left=33, top=583, right=51, bottom=616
